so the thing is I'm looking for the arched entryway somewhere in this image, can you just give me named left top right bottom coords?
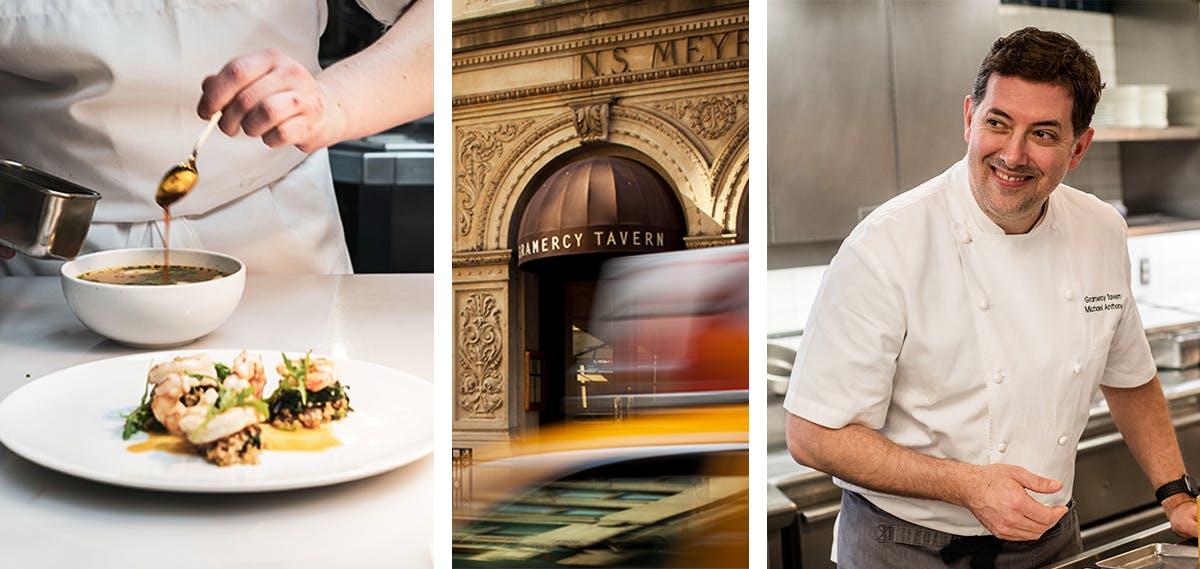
left=514, top=155, right=686, bottom=427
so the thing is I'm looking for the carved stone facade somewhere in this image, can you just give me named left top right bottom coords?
left=453, top=251, right=512, bottom=435
left=457, top=291, right=504, bottom=417
left=455, top=120, right=535, bottom=244
left=571, top=100, right=611, bottom=144
left=651, top=93, right=749, bottom=141
left=453, top=0, right=748, bottom=448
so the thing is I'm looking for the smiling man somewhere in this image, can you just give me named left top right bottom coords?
left=965, top=73, right=1094, bottom=235
left=784, top=28, right=1198, bottom=568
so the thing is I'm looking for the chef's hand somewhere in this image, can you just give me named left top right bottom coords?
left=197, top=49, right=345, bottom=154
left=962, top=464, right=1069, bottom=541
left=0, top=245, right=15, bottom=260
left=1162, top=494, right=1198, bottom=538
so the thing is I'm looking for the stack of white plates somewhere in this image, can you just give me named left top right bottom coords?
left=1138, top=84, right=1169, bottom=128
left=1168, top=90, right=1200, bottom=126
left=1095, top=84, right=1170, bottom=128
left=1092, top=92, right=1117, bottom=127
left=1098, top=84, right=1140, bottom=127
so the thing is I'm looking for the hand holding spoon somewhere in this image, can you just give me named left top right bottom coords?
left=155, top=111, right=222, bottom=208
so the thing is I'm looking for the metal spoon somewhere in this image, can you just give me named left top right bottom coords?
left=155, top=111, right=222, bottom=208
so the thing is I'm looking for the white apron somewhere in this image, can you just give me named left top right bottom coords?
left=0, top=0, right=353, bottom=275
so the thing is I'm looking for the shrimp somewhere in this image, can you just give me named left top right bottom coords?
left=189, top=406, right=262, bottom=445
left=304, top=357, right=340, bottom=391
left=274, top=355, right=341, bottom=392
left=226, top=350, right=266, bottom=398
left=147, top=354, right=216, bottom=386
left=150, top=372, right=218, bottom=436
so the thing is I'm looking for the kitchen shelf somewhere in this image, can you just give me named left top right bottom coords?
left=1125, top=214, right=1200, bottom=236
left=1094, top=126, right=1200, bottom=142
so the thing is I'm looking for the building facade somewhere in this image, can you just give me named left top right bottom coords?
left=452, top=0, right=750, bottom=449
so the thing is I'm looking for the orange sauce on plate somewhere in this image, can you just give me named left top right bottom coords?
left=127, top=432, right=193, bottom=455
left=260, top=424, right=342, bottom=452
left=126, top=425, right=341, bottom=455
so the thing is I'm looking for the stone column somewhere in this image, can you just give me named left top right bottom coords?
left=452, top=250, right=515, bottom=448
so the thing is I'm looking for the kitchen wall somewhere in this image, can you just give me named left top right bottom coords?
left=766, top=264, right=826, bottom=338
left=1114, top=1, right=1200, bottom=221
left=766, top=0, right=998, bottom=269
left=1130, top=229, right=1200, bottom=315
left=1000, top=4, right=1117, bottom=84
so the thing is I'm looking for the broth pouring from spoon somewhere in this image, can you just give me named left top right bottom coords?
left=154, top=112, right=220, bottom=283
left=155, top=160, right=199, bottom=283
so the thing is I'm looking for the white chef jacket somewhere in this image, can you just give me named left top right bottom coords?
left=0, top=0, right=410, bottom=275
left=783, top=158, right=1156, bottom=537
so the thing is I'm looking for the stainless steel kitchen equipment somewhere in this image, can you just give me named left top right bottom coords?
left=1096, top=543, right=1198, bottom=568
left=767, top=333, right=844, bottom=569
left=329, top=116, right=434, bottom=273
left=767, top=339, right=798, bottom=452
left=1046, top=522, right=1190, bottom=569
left=1150, top=328, right=1200, bottom=369
left=767, top=482, right=799, bottom=569
left=0, top=159, right=100, bottom=260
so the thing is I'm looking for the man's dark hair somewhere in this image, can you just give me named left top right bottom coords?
left=971, top=27, right=1104, bottom=137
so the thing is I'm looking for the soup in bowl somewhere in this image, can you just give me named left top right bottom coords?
left=60, top=248, right=246, bottom=347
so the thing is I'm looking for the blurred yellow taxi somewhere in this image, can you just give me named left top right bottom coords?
left=453, top=405, right=749, bottom=568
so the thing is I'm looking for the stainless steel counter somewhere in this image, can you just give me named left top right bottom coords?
left=1045, top=522, right=1193, bottom=569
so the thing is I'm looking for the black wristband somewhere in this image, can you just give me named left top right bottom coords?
left=1154, top=474, right=1198, bottom=503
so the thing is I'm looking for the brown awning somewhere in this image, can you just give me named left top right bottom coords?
left=516, top=156, right=684, bottom=267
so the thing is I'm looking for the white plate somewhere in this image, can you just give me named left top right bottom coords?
left=0, top=349, right=433, bottom=493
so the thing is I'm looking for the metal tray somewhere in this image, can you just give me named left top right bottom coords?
left=1151, top=329, right=1200, bottom=370
left=1097, top=543, right=1198, bottom=568
left=0, top=159, right=100, bottom=259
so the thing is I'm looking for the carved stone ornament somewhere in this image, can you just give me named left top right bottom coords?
left=654, top=94, right=748, bottom=140
left=456, top=120, right=534, bottom=240
left=571, top=102, right=610, bottom=143
left=457, top=291, right=505, bottom=417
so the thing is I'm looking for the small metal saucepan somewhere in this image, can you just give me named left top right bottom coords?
left=0, top=159, right=101, bottom=260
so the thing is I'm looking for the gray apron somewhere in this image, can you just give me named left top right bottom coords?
left=835, top=490, right=1082, bottom=568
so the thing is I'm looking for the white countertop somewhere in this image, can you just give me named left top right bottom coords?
left=0, top=275, right=434, bottom=569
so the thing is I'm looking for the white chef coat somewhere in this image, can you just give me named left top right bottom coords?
left=783, top=158, right=1156, bottom=537
left=0, top=0, right=410, bottom=275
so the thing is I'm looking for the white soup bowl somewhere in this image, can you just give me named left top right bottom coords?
left=60, top=248, right=245, bottom=348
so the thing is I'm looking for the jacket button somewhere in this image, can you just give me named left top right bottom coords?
left=979, top=300, right=990, bottom=311
left=992, top=372, right=1004, bottom=384
left=961, top=233, right=972, bottom=244
left=1064, top=289, right=1074, bottom=301
left=1072, top=362, right=1082, bottom=374
left=1057, top=435, right=1068, bottom=445
left=998, top=442, right=1008, bottom=453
